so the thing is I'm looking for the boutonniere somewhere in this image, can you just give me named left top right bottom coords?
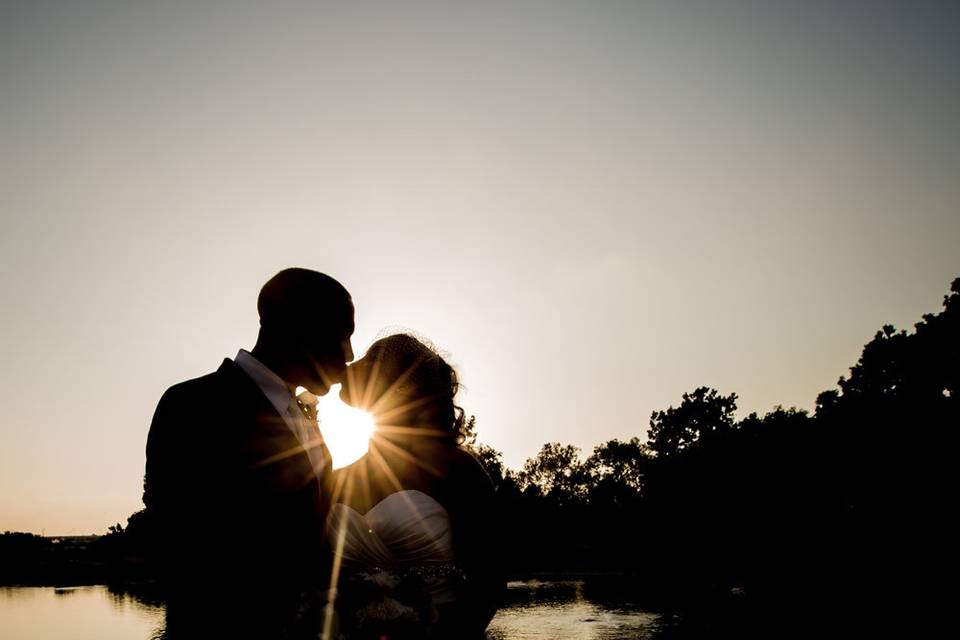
left=295, top=389, right=319, bottom=420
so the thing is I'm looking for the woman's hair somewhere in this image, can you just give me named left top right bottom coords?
left=365, top=333, right=467, bottom=444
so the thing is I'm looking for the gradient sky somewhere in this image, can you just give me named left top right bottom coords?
left=2, top=0, right=958, bottom=534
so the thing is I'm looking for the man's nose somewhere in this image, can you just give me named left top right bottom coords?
left=343, top=340, right=355, bottom=363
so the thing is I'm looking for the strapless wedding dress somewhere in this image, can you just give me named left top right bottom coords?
left=328, top=490, right=461, bottom=608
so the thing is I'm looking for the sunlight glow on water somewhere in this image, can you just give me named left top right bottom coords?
left=0, top=586, right=164, bottom=640
left=0, top=581, right=667, bottom=639
left=487, top=580, right=663, bottom=640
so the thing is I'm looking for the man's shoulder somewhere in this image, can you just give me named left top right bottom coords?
left=170, top=359, right=242, bottom=391
left=161, top=371, right=217, bottom=401
left=167, top=369, right=220, bottom=391
left=147, top=361, right=248, bottom=447
left=155, top=360, right=240, bottom=409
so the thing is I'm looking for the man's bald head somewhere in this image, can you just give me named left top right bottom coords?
left=253, top=268, right=355, bottom=395
left=258, top=268, right=353, bottom=335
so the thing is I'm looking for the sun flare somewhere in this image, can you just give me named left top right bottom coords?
left=318, top=384, right=376, bottom=470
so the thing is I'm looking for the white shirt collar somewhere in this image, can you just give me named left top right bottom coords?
left=234, top=349, right=297, bottom=422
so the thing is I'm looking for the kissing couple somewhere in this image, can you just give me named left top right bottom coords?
left=143, top=268, right=502, bottom=639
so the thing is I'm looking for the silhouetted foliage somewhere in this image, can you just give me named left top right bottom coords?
left=481, top=276, right=958, bottom=621
left=647, top=387, right=738, bottom=457
left=585, top=437, right=649, bottom=504
left=517, top=443, right=591, bottom=505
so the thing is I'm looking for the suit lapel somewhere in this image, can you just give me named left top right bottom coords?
left=217, top=359, right=322, bottom=492
left=217, top=358, right=289, bottom=433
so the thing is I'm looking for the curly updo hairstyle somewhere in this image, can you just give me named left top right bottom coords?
left=366, top=333, right=467, bottom=445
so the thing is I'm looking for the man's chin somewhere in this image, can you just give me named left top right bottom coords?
left=300, top=380, right=332, bottom=397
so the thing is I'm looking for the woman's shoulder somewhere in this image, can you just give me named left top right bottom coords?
left=448, top=445, right=484, bottom=468
left=447, top=447, right=495, bottom=495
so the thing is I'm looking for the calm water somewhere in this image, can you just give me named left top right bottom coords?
left=0, top=580, right=673, bottom=639
left=0, top=585, right=165, bottom=640
left=490, top=580, right=671, bottom=639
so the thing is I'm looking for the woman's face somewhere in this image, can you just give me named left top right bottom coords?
left=340, top=337, right=428, bottom=425
left=340, top=342, right=392, bottom=412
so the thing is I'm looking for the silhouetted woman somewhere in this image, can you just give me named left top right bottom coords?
left=328, top=333, right=502, bottom=639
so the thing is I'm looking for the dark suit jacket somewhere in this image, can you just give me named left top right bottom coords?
left=144, top=358, right=331, bottom=602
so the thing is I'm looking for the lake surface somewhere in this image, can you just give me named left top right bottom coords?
left=1, top=580, right=676, bottom=639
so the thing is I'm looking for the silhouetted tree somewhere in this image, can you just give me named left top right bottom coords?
left=517, top=442, right=590, bottom=505
left=647, top=387, right=738, bottom=457
left=586, top=437, right=649, bottom=492
left=809, top=277, right=960, bottom=617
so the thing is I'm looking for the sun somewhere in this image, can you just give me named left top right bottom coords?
left=317, top=384, right=376, bottom=470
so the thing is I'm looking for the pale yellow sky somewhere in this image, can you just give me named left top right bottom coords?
left=2, top=0, right=958, bottom=534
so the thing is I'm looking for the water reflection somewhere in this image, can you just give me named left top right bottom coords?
left=487, top=580, right=668, bottom=640
left=0, top=586, right=164, bottom=640
left=0, top=580, right=670, bottom=639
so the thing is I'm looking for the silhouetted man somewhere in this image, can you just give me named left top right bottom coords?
left=143, top=268, right=354, bottom=636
